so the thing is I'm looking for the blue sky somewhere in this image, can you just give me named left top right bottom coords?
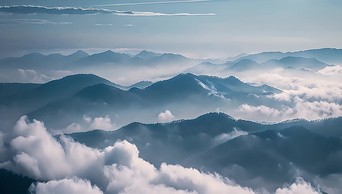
left=1, top=0, right=342, bottom=58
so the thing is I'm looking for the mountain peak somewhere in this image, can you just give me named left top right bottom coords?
left=225, top=76, right=243, bottom=85
left=135, top=50, right=161, bottom=59
left=68, top=50, right=89, bottom=57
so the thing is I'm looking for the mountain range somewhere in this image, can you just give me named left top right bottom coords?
left=69, top=112, right=342, bottom=192
left=14, top=73, right=280, bottom=130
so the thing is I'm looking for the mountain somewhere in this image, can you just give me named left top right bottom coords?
left=24, top=73, right=281, bottom=130
left=128, top=80, right=153, bottom=89
left=196, top=126, right=342, bottom=190
left=69, top=113, right=267, bottom=165
left=69, top=113, right=342, bottom=192
left=74, top=83, right=143, bottom=107
left=78, top=50, right=132, bottom=65
left=0, top=51, right=89, bottom=70
left=66, top=50, right=89, bottom=60
left=135, top=50, right=162, bottom=59
left=227, top=59, right=260, bottom=71
left=0, top=169, right=35, bottom=194
left=0, top=74, right=119, bottom=127
left=236, top=48, right=342, bottom=64
left=262, top=56, right=329, bottom=70
left=130, top=73, right=208, bottom=103
left=0, top=83, right=40, bottom=98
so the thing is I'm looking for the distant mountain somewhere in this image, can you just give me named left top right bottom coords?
left=67, top=50, right=89, bottom=60
left=0, top=74, right=118, bottom=120
left=135, top=50, right=162, bottom=59
left=183, top=61, right=230, bottom=75
left=0, top=50, right=89, bottom=70
left=25, top=73, right=281, bottom=130
left=128, top=80, right=153, bottom=89
left=227, top=59, right=260, bottom=71
left=262, top=56, right=329, bottom=70
left=78, top=50, right=132, bottom=65
left=236, top=48, right=342, bottom=64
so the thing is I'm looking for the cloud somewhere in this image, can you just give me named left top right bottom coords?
left=0, top=116, right=259, bottom=194
left=90, top=115, right=116, bottom=131
left=0, top=116, right=102, bottom=180
left=95, top=23, right=113, bottom=26
left=235, top=104, right=283, bottom=121
left=30, top=177, right=103, bottom=194
left=156, top=163, right=255, bottom=194
left=211, top=127, right=248, bottom=147
left=318, top=65, right=342, bottom=75
left=0, top=19, right=72, bottom=25
left=235, top=72, right=342, bottom=121
left=0, top=5, right=215, bottom=16
left=158, top=110, right=175, bottom=122
left=235, top=100, right=342, bottom=122
left=275, top=178, right=319, bottom=194
left=96, top=0, right=209, bottom=7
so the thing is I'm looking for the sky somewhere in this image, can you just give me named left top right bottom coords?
left=1, top=0, right=342, bottom=59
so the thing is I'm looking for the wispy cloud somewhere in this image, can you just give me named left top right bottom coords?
left=0, top=18, right=72, bottom=25
left=0, top=5, right=215, bottom=16
left=95, top=0, right=210, bottom=7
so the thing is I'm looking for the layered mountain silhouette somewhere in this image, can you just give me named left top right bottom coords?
left=20, top=73, right=280, bottom=129
left=69, top=112, right=342, bottom=191
left=235, top=48, right=342, bottom=64
left=0, top=74, right=153, bottom=130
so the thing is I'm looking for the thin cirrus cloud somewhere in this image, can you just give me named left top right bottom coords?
left=95, top=0, right=210, bottom=7
left=0, top=5, right=216, bottom=16
left=0, top=18, right=72, bottom=25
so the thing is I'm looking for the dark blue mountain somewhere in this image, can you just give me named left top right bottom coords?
left=74, top=83, right=143, bottom=107
left=0, top=74, right=118, bottom=117
left=0, top=83, right=40, bottom=97
left=69, top=113, right=342, bottom=192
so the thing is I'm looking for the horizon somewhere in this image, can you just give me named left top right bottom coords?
left=1, top=0, right=342, bottom=59
left=2, top=47, right=341, bottom=60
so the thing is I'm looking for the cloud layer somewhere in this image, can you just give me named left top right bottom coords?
left=0, top=5, right=215, bottom=16
left=0, top=116, right=321, bottom=193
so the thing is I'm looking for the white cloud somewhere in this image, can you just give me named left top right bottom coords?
left=158, top=110, right=175, bottom=122
left=96, top=0, right=209, bottom=7
left=0, top=5, right=215, bottom=17
left=1, top=116, right=336, bottom=194
left=30, top=177, right=103, bottom=194
left=318, top=65, right=342, bottom=75
left=90, top=115, right=116, bottom=131
left=0, top=116, right=257, bottom=194
left=212, top=127, right=248, bottom=147
left=156, top=163, right=255, bottom=194
left=0, top=116, right=101, bottom=180
left=83, top=115, right=92, bottom=123
left=235, top=104, right=283, bottom=121
left=275, top=178, right=319, bottom=194
left=235, top=72, right=342, bottom=121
